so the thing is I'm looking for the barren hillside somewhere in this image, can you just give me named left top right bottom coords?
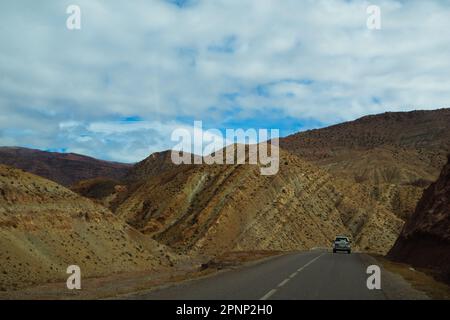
left=0, top=165, right=173, bottom=291
left=115, top=148, right=402, bottom=256
left=125, top=150, right=187, bottom=182
left=281, top=109, right=450, bottom=220
left=64, top=109, right=450, bottom=259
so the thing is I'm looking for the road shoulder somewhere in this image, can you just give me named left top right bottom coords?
left=0, top=250, right=287, bottom=300
left=365, top=254, right=450, bottom=300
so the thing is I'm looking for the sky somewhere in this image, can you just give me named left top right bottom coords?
left=1, top=0, right=450, bottom=163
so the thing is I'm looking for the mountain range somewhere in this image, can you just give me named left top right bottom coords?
left=1, top=108, right=449, bottom=290
left=0, top=147, right=131, bottom=187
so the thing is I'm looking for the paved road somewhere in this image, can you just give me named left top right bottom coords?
left=127, top=251, right=388, bottom=300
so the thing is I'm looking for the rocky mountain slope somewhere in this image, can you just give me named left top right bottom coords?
left=3, top=109, right=449, bottom=291
left=125, top=150, right=184, bottom=182
left=114, top=148, right=402, bottom=256
left=72, top=151, right=202, bottom=211
left=0, top=147, right=132, bottom=187
left=388, top=155, right=450, bottom=284
left=69, top=109, right=450, bottom=258
left=0, top=165, right=172, bottom=291
left=281, top=109, right=450, bottom=220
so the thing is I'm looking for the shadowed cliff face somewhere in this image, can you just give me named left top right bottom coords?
left=0, top=147, right=132, bottom=187
left=388, top=155, right=450, bottom=284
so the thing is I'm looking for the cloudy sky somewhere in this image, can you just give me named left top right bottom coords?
left=1, top=0, right=450, bottom=162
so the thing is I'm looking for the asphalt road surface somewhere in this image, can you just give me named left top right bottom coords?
left=127, top=251, right=389, bottom=300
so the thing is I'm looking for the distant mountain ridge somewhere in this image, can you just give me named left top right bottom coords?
left=0, top=147, right=132, bottom=186
left=282, top=108, right=450, bottom=180
left=281, top=108, right=450, bottom=221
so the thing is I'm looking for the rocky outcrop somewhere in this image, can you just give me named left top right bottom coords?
left=388, top=155, right=450, bottom=284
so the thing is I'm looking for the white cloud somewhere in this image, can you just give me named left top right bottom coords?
left=1, top=0, right=450, bottom=162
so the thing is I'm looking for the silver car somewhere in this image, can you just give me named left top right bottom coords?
left=333, top=236, right=351, bottom=254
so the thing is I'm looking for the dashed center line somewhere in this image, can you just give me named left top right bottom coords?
left=260, top=289, right=277, bottom=301
left=278, top=278, right=290, bottom=287
left=259, top=253, right=325, bottom=300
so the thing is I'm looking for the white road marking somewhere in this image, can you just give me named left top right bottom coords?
left=278, top=278, right=290, bottom=287
left=297, top=253, right=324, bottom=272
left=260, top=289, right=277, bottom=300
left=259, top=253, right=325, bottom=300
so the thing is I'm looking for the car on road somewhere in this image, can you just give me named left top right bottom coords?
left=333, top=236, right=351, bottom=254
